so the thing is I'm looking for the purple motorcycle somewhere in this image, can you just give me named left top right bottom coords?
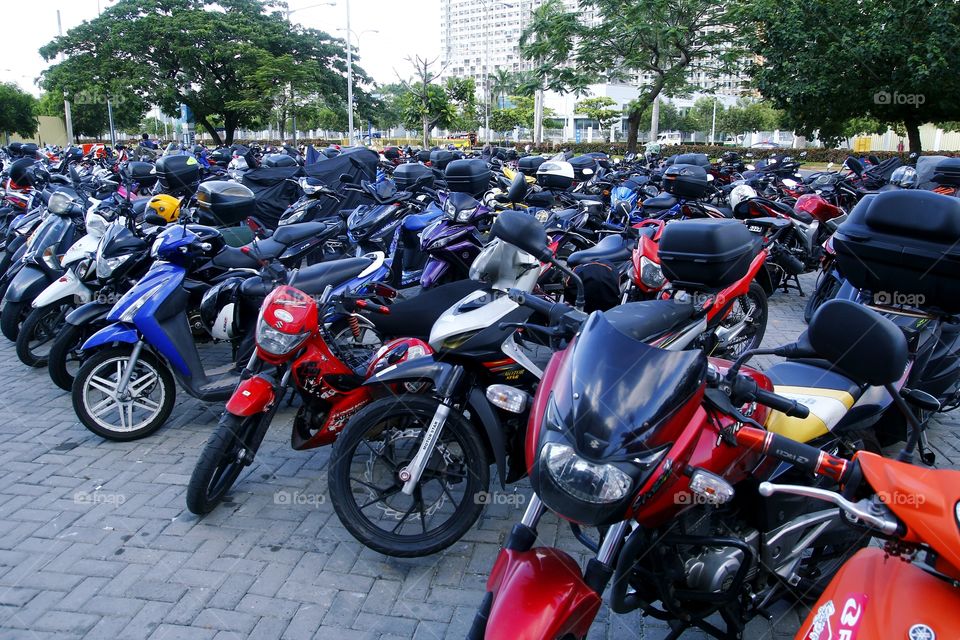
left=418, top=191, right=492, bottom=288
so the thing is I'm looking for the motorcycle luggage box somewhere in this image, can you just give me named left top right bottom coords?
left=933, top=157, right=960, bottom=187
left=658, top=219, right=761, bottom=291
left=444, top=159, right=492, bottom=196
left=394, top=163, right=435, bottom=190
left=663, top=164, right=711, bottom=200
left=127, top=161, right=158, bottom=188
left=197, top=180, right=256, bottom=226
left=672, top=153, right=711, bottom=167
left=262, top=153, right=298, bottom=168
left=518, top=155, right=545, bottom=176
left=154, top=155, right=201, bottom=192
left=429, top=150, right=455, bottom=171
left=569, top=155, right=598, bottom=181
left=833, top=190, right=960, bottom=311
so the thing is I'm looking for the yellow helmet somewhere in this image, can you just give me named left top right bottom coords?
left=147, top=194, right=182, bottom=223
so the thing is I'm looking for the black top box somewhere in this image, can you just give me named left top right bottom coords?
left=658, top=219, right=761, bottom=291
left=394, top=162, right=434, bottom=190
left=569, top=155, right=598, bottom=181
left=430, top=150, right=456, bottom=171
left=196, top=180, right=256, bottom=226
left=262, top=153, right=298, bottom=168
left=518, top=155, right=546, bottom=176
left=933, top=158, right=960, bottom=187
left=833, top=190, right=960, bottom=311
left=663, top=164, right=711, bottom=200
left=155, top=155, right=201, bottom=193
left=445, top=159, right=492, bottom=196
left=673, top=153, right=711, bottom=167
left=127, top=161, right=158, bottom=188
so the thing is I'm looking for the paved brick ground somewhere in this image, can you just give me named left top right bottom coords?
left=0, top=273, right=957, bottom=640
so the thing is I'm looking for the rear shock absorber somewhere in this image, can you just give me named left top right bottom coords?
left=348, top=313, right=361, bottom=340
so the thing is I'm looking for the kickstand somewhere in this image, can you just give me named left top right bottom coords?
left=780, top=274, right=804, bottom=297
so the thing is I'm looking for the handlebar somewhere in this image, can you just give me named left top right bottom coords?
left=353, top=298, right=390, bottom=315
left=758, top=481, right=901, bottom=536
left=734, top=426, right=851, bottom=484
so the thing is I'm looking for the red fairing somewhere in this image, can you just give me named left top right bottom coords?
left=484, top=548, right=601, bottom=640
left=526, top=347, right=572, bottom=475
left=225, top=374, right=276, bottom=417
left=364, top=337, right=433, bottom=378
left=705, top=249, right=767, bottom=323
left=795, top=193, right=843, bottom=223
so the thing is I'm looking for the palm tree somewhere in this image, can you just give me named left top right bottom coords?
left=489, top=68, right=515, bottom=109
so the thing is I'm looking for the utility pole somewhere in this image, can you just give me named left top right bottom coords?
left=710, top=97, right=717, bottom=144
left=346, top=0, right=354, bottom=145
left=57, top=11, right=74, bottom=144
left=96, top=2, right=117, bottom=147
left=650, top=94, right=660, bottom=143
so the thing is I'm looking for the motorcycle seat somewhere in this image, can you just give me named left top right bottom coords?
left=603, top=299, right=696, bottom=341
left=567, top=234, right=632, bottom=267
left=402, top=211, right=439, bottom=233
left=710, top=205, right=734, bottom=218
left=789, top=208, right=815, bottom=224
left=211, top=246, right=261, bottom=269
left=763, top=360, right=865, bottom=440
left=293, top=256, right=374, bottom=293
left=642, top=192, right=678, bottom=211
left=366, top=279, right=485, bottom=340
left=271, top=220, right=334, bottom=245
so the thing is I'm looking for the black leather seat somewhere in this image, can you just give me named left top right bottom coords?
left=367, top=279, right=485, bottom=339
left=710, top=205, right=734, bottom=218
left=211, top=246, right=260, bottom=269
left=642, top=192, right=678, bottom=211
left=568, top=234, right=632, bottom=267
left=603, top=299, right=696, bottom=341
left=271, top=220, right=334, bottom=245
left=238, top=256, right=374, bottom=299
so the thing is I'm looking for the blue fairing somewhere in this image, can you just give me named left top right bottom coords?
left=81, top=324, right=140, bottom=350
left=402, top=204, right=443, bottom=233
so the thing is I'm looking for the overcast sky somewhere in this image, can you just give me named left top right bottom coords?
left=1, top=0, right=442, bottom=96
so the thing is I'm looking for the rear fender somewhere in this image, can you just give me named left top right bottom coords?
left=475, top=547, right=600, bottom=640
left=81, top=323, right=139, bottom=351
left=225, top=374, right=276, bottom=417
left=65, top=301, right=111, bottom=327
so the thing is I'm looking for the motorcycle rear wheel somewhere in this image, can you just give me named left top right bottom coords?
left=328, top=395, right=489, bottom=557
left=48, top=322, right=92, bottom=391
left=714, top=282, right=768, bottom=359
left=803, top=276, right=842, bottom=324
left=0, top=299, right=29, bottom=342
left=16, top=301, right=74, bottom=367
left=186, top=412, right=262, bottom=515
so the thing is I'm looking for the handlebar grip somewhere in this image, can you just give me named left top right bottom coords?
left=735, top=427, right=851, bottom=483
left=506, top=288, right=555, bottom=316
left=754, top=388, right=809, bottom=418
left=354, top=299, right=390, bottom=314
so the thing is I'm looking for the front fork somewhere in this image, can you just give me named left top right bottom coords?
left=115, top=341, right=146, bottom=398
left=397, top=365, right=464, bottom=495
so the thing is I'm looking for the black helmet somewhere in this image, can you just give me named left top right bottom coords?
left=8, top=158, right=36, bottom=187
left=7, top=142, right=23, bottom=157
left=721, top=151, right=741, bottom=164
left=199, top=277, right=244, bottom=340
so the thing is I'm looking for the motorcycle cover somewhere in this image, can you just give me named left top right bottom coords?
left=241, top=166, right=302, bottom=229
left=302, top=147, right=380, bottom=221
left=917, top=155, right=950, bottom=189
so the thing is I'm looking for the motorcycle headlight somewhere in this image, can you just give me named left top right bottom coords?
left=42, top=246, right=61, bottom=271
left=255, top=315, right=310, bottom=356
left=75, top=257, right=96, bottom=280
left=541, top=441, right=633, bottom=504
left=456, top=205, right=479, bottom=223
left=48, top=191, right=74, bottom=215
left=443, top=199, right=457, bottom=220
left=639, top=256, right=665, bottom=288
left=535, top=210, right=549, bottom=223
left=97, top=253, right=131, bottom=279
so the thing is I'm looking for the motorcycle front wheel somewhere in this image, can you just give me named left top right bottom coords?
left=0, top=299, right=30, bottom=342
left=328, top=395, right=489, bottom=557
left=72, top=346, right=176, bottom=441
left=48, top=322, right=94, bottom=391
left=16, top=301, right=74, bottom=367
left=186, top=412, right=264, bottom=515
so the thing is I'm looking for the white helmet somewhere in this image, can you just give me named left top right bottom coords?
left=729, top=183, right=758, bottom=211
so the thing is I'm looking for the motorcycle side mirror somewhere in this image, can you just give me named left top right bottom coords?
left=826, top=162, right=835, bottom=170
left=800, top=151, right=808, bottom=158
left=490, top=210, right=551, bottom=261
left=338, top=173, right=353, bottom=184
left=145, top=213, right=168, bottom=226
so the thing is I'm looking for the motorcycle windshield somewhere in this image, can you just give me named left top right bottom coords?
left=348, top=204, right=397, bottom=234
left=555, top=312, right=706, bottom=460
left=25, top=214, right=69, bottom=257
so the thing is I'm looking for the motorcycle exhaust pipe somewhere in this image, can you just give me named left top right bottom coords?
left=772, top=246, right=805, bottom=275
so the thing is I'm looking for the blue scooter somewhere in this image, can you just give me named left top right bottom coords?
left=71, top=224, right=389, bottom=441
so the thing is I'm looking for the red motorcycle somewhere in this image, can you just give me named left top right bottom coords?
left=468, top=280, right=916, bottom=639
left=184, top=279, right=472, bottom=515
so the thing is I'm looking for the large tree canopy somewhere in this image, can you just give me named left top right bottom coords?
left=521, top=0, right=744, bottom=151
left=738, top=0, right=960, bottom=152
left=40, top=0, right=360, bottom=145
left=0, top=83, right=38, bottom=140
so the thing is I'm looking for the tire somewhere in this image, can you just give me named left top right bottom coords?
left=72, top=346, right=176, bottom=441
left=0, top=299, right=29, bottom=342
left=328, top=395, right=489, bottom=557
left=715, top=282, right=768, bottom=359
left=803, top=276, right=842, bottom=324
left=186, top=412, right=262, bottom=515
left=48, top=322, right=92, bottom=391
left=16, top=301, right=74, bottom=367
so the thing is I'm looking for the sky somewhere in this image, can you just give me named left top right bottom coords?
left=1, top=0, right=442, bottom=96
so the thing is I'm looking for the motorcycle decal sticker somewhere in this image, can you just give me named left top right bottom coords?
left=907, top=624, right=935, bottom=640
left=804, top=594, right=866, bottom=640
left=805, top=600, right=835, bottom=640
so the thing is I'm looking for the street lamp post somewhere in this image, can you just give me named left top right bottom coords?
left=336, top=23, right=379, bottom=146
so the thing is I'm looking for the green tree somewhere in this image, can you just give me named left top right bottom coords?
left=396, top=57, right=479, bottom=145
left=489, top=69, right=516, bottom=108
left=719, top=99, right=784, bottom=138
left=489, top=107, right=523, bottom=140
left=445, top=77, right=480, bottom=132
left=0, top=83, right=37, bottom=140
left=503, top=95, right=555, bottom=132
left=40, top=0, right=356, bottom=146
left=521, top=0, right=744, bottom=151
left=685, top=97, right=726, bottom=138
left=576, top=96, right=620, bottom=139
left=37, top=77, right=145, bottom=141
left=737, top=0, right=960, bottom=152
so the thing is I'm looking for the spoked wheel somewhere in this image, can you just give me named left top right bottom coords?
left=714, top=282, right=768, bottom=359
left=48, top=322, right=95, bottom=391
left=72, top=346, right=175, bottom=440
left=186, top=412, right=262, bottom=515
left=328, top=395, right=489, bottom=557
left=16, top=301, right=74, bottom=367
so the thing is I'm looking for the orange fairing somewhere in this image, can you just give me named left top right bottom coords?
left=857, top=452, right=960, bottom=572
left=797, top=548, right=960, bottom=640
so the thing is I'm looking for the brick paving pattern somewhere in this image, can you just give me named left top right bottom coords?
left=0, top=273, right=957, bottom=639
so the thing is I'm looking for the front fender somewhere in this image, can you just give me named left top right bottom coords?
left=65, top=301, right=111, bottom=327
left=225, top=374, right=276, bottom=417
left=366, top=356, right=508, bottom=487
left=33, top=269, right=92, bottom=307
left=5, top=265, right=55, bottom=303
left=81, top=323, right=139, bottom=352
left=470, top=547, right=601, bottom=640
